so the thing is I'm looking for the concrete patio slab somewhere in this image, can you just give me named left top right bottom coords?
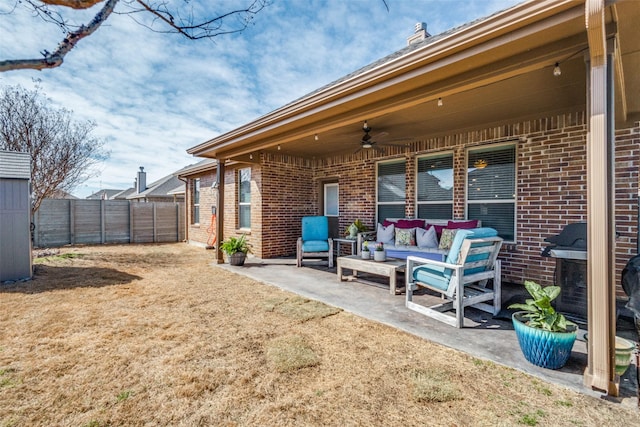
left=216, top=256, right=638, bottom=408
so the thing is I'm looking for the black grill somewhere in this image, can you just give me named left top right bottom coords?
left=542, top=222, right=588, bottom=324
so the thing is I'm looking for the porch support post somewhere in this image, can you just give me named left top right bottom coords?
left=215, top=159, right=225, bottom=264
left=583, top=0, right=617, bottom=395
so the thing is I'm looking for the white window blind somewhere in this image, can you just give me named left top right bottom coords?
left=192, top=179, right=200, bottom=225
left=416, top=153, right=453, bottom=219
left=238, top=168, right=251, bottom=229
left=467, top=144, right=516, bottom=241
left=377, top=160, right=406, bottom=221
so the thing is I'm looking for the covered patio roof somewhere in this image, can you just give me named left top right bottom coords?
left=187, top=0, right=640, bottom=397
left=188, top=0, right=639, bottom=163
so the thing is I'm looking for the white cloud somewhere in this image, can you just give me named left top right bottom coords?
left=1, top=0, right=520, bottom=197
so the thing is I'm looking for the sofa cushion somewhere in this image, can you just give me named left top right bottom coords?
left=377, top=223, right=395, bottom=244
left=468, top=227, right=499, bottom=238
left=426, top=223, right=447, bottom=238
left=416, top=226, right=438, bottom=248
left=396, top=219, right=425, bottom=229
left=301, top=240, right=330, bottom=252
left=413, top=266, right=450, bottom=291
left=301, top=216, right=329, bottom=241
left=447, top=219, right=479, bottom=229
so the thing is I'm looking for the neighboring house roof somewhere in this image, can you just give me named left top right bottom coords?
left=175, top=158, right=217, bottom=177
left=167, top=184, right=185, bottom=196
left=111, top=187, right=136, bottom=200
left=127, top=175, right=184, bottom=200
left=86, top=189, right=122, bottom=200
left=49, top=189, right=79, bottom=199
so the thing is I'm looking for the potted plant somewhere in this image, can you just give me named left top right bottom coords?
left=345, top=219, right=368, bottom=239
left=361, top=241, right=371, bottom=259
left=509, top=280, right=577, bottom=369
left=219, top=234, right=252, bottom=266
left=373, top=241, right=386, bottom=262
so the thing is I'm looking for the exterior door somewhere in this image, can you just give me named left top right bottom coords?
left=323, top=182, right=339, bottom=238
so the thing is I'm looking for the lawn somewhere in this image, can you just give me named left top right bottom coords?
left=0, top=243, right=637, bottom=426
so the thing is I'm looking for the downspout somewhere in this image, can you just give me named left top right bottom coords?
left=583, top=0, right=617, bottom=395
left=215, top=159, right=225, bottom=264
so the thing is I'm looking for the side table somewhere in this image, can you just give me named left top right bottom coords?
left=333, top=238, right=357, bottom=257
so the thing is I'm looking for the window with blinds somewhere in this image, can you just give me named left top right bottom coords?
left=416, top=153, right=453, bottom=220
left=377, top=160, right=406, bottom=222
left=192, top=178, right=200, bottom=225
left=467, top=144, right=516, bottom=241
left=238, top=168, right=251, bottom=229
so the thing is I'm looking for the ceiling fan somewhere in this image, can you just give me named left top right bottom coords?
left=357, top=120, right=389, bottom=152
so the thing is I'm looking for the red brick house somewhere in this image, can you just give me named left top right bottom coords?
left=185, top=0, right=639, bottom=394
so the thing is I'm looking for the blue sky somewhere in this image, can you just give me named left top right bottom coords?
left=0, top=0, right=520, bottom=198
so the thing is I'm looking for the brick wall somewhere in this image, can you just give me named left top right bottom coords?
left=261, top=154, right=314, bottom=257
left=185, top=171, right=216, bottom=247
left=185, top=114, right=639, bottom=296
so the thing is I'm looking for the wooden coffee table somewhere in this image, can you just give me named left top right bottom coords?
left=337, top=255, right=406, bottom=295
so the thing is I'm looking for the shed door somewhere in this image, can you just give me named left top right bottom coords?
left=0, top=178, right=32, bottom=281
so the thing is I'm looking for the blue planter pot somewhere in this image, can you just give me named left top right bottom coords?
left=512, top=312, right=577, bottom=370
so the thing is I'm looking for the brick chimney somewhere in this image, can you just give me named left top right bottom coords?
left=136, top=166, right=146, bottom=194
left=407, top=22, right=430, bottom=46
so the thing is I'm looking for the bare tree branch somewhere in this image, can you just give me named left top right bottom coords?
left=130, top=0, right=267, bottom=40
left=0, top=0, right=119, bottom=72
left=40, top=0, right=104, bottom=8
left=0, top=84, right=108, bottom=212
left=1, top=0, right=269, bottom=72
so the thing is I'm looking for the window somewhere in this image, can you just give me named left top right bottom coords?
left=377, top=160, right=406, bottom=222
left=324, top=183, right=339, bottom=217
left=466, top=144, right=516, bottom=241
left=416, top=153, right=453, bottom=219
left=192, top=178, right=200, bottom=225
left=238, top=168, right=251, bottom=229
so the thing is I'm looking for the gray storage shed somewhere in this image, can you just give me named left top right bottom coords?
left=0, top=150, right=32, bottom=282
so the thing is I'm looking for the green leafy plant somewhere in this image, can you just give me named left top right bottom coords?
left=362, top=241, right=370, bottom=252
left=375, top=242, right=384, bottom=252
left=344, top=219, right=368, bottom=236
left=508, top=280, right=574, bottom=332
left=219, top=234, right=252, bottom=255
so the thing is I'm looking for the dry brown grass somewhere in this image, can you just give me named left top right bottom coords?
left=0, top=243, right=638, bottom=426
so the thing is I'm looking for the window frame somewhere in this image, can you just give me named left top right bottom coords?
left=192, top=178, right=200, bottom=225
left=376, top=158, right=406, bottom=223
left=323, top=182, right=339, bottom=217
left=238, top=167, right=251, bottom=230
left=465, top=142, right=517, bottom=242
left=415, top=151, right=454, bottom=220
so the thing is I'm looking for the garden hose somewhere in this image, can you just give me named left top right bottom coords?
left=206, top=214, right=217, bottom=247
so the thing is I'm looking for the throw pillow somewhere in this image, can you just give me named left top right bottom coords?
left=426, top=223, right=447, bottom=238
left=438, top=228, right=459, bottom=250
left=416, top=225, right=438, bottom=248
left=396, top=219, right=425, bottom=229
left=376, top=223, right=395, bottom=244
left=447, top=219, right=478, bottom=229
left=395, top=227, right=416, bottom=246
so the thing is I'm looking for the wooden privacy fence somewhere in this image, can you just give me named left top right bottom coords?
left=33, top=199, right=185, bottom=248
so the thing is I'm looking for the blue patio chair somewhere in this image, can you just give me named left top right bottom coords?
left=405, top=228, right=503, bottom=328
left=296, top=216, right=334, bottom=268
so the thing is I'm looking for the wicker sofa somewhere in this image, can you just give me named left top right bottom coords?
left=356, top=218, right=481, bottom=260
